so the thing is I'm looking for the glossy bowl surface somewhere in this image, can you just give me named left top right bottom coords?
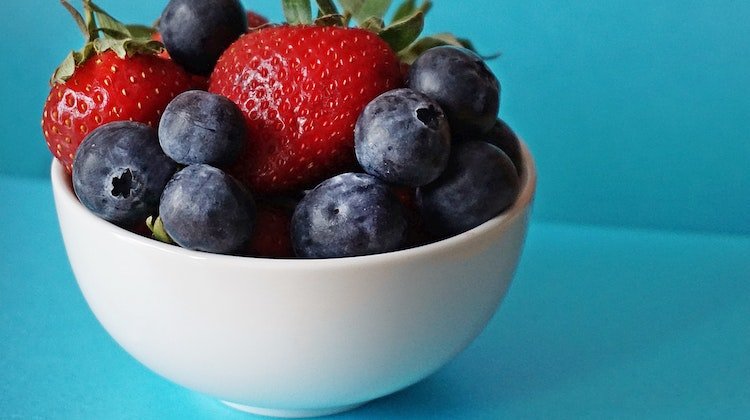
left=52, top=142, right=536, bottom=418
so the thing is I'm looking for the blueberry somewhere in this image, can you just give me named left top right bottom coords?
left=291, top=173, right=407, bottom=258
left=416, top=141, right=519, bottom=237
left=457, top=118, right=523, bottom=176
left=158, top=90, right=245, bottom=167
left=72, top=122, right=177, bottom=226
left=408, top=46, right=500, bottom=136
left=355, top=88, right=451, bottom=187
left=159, top=164, right=256, bottom=254
left=159, top=0, right=247, bottom=76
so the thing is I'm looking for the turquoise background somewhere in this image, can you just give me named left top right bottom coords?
left=2, top=0, right=748, bottom=234
left=1, top=1, right=749, bottom=418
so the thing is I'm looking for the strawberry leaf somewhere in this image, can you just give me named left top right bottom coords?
left=398, top=32, right=495, bottom=64
left=60, top=0, right=89, bottom=39
left=359, top=0, right=393, bottom=21
left=282, top=0, right=313, bottom=25
left=390, top=0, right=431, bottom=24
left=428, top=33, right=475, bottom=49
left=314, top=13, right=347, bottom=26
left=339, top=0, right=392, bottom=24
left=82, top=0, right=97, bottom=41
left=96, top=27, right=131, bottom=40
left=51, top=0, right=164, bottom=85
left=379, top=11, right=424, bottom=52
left=391, top=0, right=416, bottom=23
left=125, top=24, right=156, bottom=40
left=359, top=16, right=385, bottom=32
left=342, top=10, right=353, bottom=25
left=94, top=37, right=126, bottom=57
left=146, top=216, right=174, bottom=245
left=315, top=0, right=339, bottom=15
left=51, top=52, right=77, bottom=84
left=89, top=3, right=131, bottom=38
left=50, top=42, right=96, bottom=85
left=415, top=0, right=433, bottom=18
left=398, top=34, right=462, bottom=63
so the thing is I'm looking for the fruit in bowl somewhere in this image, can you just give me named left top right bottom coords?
left=51, top=142, right=536, bottom=417
left=44, top=0, right=536, bottom=416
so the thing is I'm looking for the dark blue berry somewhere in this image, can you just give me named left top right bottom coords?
left=159, top=164, right=256, bottom=254
left=457, top=118, right=523, bottom=176
left=291, top=173, right=407, bottom=258
left=158, top=90, right=245, bottom=167
left=408, top=46, right=500, bottom=136
left=72, top=122, right=177, bottom=226
left=159, top=0, right=247, bottom=76
left=355, top=88, right=451, bottom=187
left=416, top=141, right=519, bottom=237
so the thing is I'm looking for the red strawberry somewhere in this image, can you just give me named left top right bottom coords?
left=244, top=204, right=294, bottom=258
left=399, top=62, right=411, bottom=83
left=41, top=1, right=195, bottom=173
left=246, top=10, right=269, bottom=28
left=209, top=25, right=402, bottom=194
left=150, top=31, right=171, bottom=60
left=391, top=186, right=436, bottom=249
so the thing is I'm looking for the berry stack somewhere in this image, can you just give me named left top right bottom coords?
left=41, top=0, right=525, bottom=258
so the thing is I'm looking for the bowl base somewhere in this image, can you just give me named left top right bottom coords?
left=221, top=400, right=365, bottom=418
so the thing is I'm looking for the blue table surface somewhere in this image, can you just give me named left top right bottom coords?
left=1, top=174, right=748, bottom=419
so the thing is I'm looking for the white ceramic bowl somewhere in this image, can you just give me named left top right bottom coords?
left=51, top=142, right=536, bottom=418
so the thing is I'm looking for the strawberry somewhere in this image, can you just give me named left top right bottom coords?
left=209, top=24, right=402, bottom=194
left=246, top=10, right=269, bottom=29
left=150, top=31, right=171, bottom=60
left=244, top=203, right=295, bottom=258
left=390, top=186, right=436, bottom=248
left=41, top=1, right=195, bottom=173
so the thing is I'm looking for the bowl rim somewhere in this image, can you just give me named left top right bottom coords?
left=52, top=140, right=537, bottom=269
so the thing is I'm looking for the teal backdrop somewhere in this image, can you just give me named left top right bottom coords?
left=1, top=1, right=749, bottom=419
left=2, top=0, right=748, bottom=234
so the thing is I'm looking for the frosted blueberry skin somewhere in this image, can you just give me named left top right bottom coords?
left=456, top=118, right=522, bottom=176
left=158, top=90, right=246, bottom=167
left=354, top=88, right=451, bottom=187
left=159, top=164, right=256, bottom=255
left=408, top=46, right=500, bottom=136
left=159, top=0, right=247, bottom=76
left=416, top=141, right=519, bottom=238
left=72, top=121, right=177, bottom=226
left=291, top=173, right=407, bottom=258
